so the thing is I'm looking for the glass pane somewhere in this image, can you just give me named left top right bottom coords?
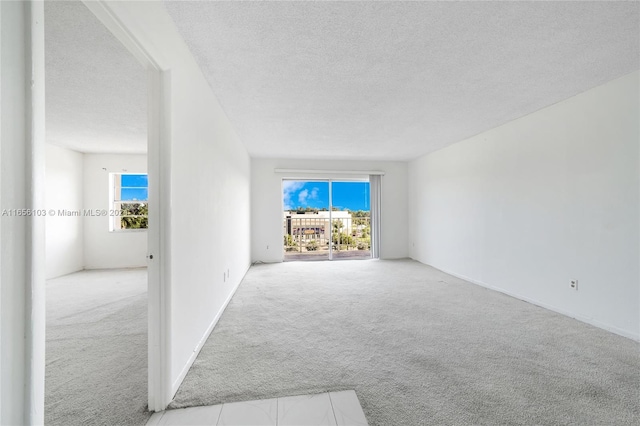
left=121, top=174, right=148, bottom=188
left=330, top=181, right=371, bottom=260
left=120, top=202, right=148, bottom=229
left=331, top=181, right=370, bottom=211
left=282, top=180, right=329, bottom=211
left=121, top=188, right=148, bottom=201
left=283, top=180, right=330, bottom=261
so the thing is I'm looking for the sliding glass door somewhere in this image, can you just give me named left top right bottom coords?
left=282, top=179, right=371, bottom=261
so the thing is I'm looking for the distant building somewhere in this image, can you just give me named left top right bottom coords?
left=283, top=210, right=353, bottom=241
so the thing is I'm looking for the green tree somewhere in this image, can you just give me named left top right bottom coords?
left=283, top=234, right=298, bottom=251
left=294, top=206, right=319, bottom=214
left=357, top=238, right=371, bottom=250
left=121, top=203, right=148, bottom=229
left=337, top=233, right=354, bottom=245
left=350, top=210, right=370, bottom=226
left=331, top=219, right=344, bottom=250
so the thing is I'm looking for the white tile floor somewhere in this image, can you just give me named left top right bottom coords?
left=147, top=390, right=368, bottom=426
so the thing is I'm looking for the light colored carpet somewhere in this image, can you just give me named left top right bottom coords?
left=170, top=259, right=640, bottom=425
left=46, top=268, right=151, bottom=426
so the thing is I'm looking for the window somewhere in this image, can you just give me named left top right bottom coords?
left=110, top=173, right=148, bottom=231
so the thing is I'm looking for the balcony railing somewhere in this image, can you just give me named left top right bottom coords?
left=283, top=215, right=371, bottom=260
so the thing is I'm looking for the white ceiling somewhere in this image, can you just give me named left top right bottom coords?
left=165, top=0, right=639, bottom=161
left=45, top=1, right=147, bottom=154
left=43, top=1, right=639, bottom=160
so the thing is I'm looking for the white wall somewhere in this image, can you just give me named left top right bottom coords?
left=46, top=149, right=148, bottom=276
left=45, top=144, right=84, bottom=279
left=251, top=158, right=408, bottom=263
left=409, top=71, right=640, bottom=340
left=83, top=154, right=148, bottom=269
left=89, top=2, right=253, bottom=400
left=168, top=46, right=251, bottom=397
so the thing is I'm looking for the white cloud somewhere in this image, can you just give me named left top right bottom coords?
left=282, top=181, right=305, bottom=210
left=298, top=187, right=320, bottom=205
left=283, top=182, right=321, bottom=210
left=282, top=181, right=304, bottom=192
left=298, top=189, right=309, bottom=204
left=310, top=187, right=319, bottom=200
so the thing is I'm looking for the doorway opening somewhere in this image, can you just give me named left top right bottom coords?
left=283, top=179, right=371, bottom=261
left=43, top=1, right=151, bottom=424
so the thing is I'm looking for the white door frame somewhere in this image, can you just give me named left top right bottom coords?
left=6, top=1, right=173, bottom=421
left=80, top=0, right=173, bottom=411
left=1, top=3, right=45, bottom=423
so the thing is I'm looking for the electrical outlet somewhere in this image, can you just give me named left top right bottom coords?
left=227, top=268, right=230, bottom=278
left=223, top=272, right=226, bottom=282
left=267, top=245, right=269, bottom=250
left=570, top=279, right=578, bottom=290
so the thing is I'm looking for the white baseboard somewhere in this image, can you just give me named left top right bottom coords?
left=171, top=264, right=250, bottom=396
left=426, top=263, right=640, bottom=342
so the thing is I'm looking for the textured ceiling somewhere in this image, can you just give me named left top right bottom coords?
left=45, top=1, right=147, bottom=154
left=165, top=0, right=639, bottom=161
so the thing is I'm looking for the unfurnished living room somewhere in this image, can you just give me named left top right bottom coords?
left=1, top=1, right=639, bottom=426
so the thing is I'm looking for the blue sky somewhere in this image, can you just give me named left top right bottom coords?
left=121, top=174, right=148, bottom=201
left=283, top=180, right=370, bottom=211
